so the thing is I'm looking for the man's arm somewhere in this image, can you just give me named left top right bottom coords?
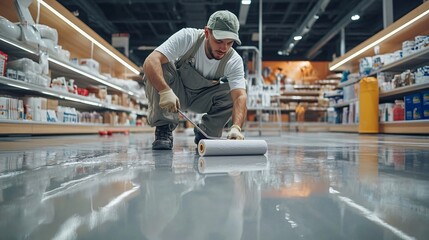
left=142, top=50, right=171, bottom=92
left=142, top=50, right=180, bottom=112
left=230, top=88, right=247, bottom=128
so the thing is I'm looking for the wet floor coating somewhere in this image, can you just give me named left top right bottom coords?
left=0, top=132, right=429, bottom=240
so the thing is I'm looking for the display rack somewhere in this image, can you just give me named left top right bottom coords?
left=0, top=76, right=145, bottom=114
left=0, top=35, right=145, bottom=102
left=0, top=0, right=150, bottom=135
left=0, top=120, right=152, bottom=136
left=328, top=1, right=429, bottom=134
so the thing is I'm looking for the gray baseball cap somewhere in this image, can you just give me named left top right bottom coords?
left=207, top=10, right=241, bottom=45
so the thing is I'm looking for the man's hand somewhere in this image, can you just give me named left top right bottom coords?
left=227, top=125, right=244, bottom=140
left=159, top=88, right=180, bottom=112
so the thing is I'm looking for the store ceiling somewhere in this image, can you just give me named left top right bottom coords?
left=57, top=0, right=422, bottom=66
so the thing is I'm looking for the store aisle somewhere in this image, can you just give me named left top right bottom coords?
left=1, top=132, right=429, bottom=240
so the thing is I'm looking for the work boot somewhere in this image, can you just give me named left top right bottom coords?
left=194, top=124, right=208, bottom=144
left=152, top=124, right=176, bottom=150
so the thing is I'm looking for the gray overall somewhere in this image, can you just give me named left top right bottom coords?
left=143, top=33, right=235, bottom=137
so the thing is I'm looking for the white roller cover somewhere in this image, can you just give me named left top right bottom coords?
left=198, top=139, right=268, bottom=156
left=197, top=155, right=268, bottom=174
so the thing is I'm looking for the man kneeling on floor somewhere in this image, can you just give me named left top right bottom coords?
left=141, top=10, right=247, bottom=150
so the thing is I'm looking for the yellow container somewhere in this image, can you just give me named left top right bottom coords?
left=359, top=77, right=379, bottom=133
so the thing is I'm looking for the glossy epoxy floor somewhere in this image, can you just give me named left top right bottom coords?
left=1, top=131, right=429, bottom=240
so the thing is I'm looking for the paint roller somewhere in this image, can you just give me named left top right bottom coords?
left=178, top=110, right=268, bottom=156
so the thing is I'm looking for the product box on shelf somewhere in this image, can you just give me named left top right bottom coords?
left=0, top=96, right=9, bottom=119
left=79, top=58, right=100, bottom=74
left=46, top=99, right=59, bottom=110
left=422, top=91, right=429, bottom=119
left=0, top=51, right=7, bottom=76
left=103, top=112, right=118, bottom=125
left=120, top=92, right=129, bottom=107
left=415, top=66, right=429, bottom=84
left=404, top=93, right=423, bottom=120
left=379, top=103, right=394, bottom=122
left=119, top=112, right=128, bottom=125
left=87, top=85, right=107, bottom=100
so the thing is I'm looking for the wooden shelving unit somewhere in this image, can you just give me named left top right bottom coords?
left=0, top=0, right=140, bottom=78
left=0, top=0, right=150, bottom=135
left=0, top=77, right=146, bottom=114
left=327, top=1, right=429, bottom=134
left=0, top=120, right=153, bottom=136
left=329, top=1, right=429, bottom=72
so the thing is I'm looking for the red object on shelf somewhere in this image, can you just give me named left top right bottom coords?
left=0, top=51, right=8, bottom=76
left=98, top=129, right=129, bottom=136
left=393, top=100, right=405, bottom=121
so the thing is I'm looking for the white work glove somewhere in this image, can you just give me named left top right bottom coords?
left=227, top=125, right=244, bottom=140
left=159, top=88, right=180, bottom=112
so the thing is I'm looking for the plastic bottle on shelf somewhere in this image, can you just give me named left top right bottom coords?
left=393, top=100, right=405, bottom=121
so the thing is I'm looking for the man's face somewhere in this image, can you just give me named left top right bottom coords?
left=204, top=28, right=234, bottom=60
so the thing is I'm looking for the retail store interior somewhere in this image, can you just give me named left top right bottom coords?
left=1, top=0, right=429, bottom=239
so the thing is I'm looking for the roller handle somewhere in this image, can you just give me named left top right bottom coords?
left=178, top=110, right=218, bottom=139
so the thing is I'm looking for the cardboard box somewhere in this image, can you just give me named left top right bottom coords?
left=422, top=91, right=429, bottom=106
left=423, top=106, right=429, bottom=119
left=111, top=94, right=120, bottom=105
left=0, top=97, right=9, bottom=119
left=118, top=112, right=128, bottom=124
left=46, top=99, right=59, bottom=110
left=405, top=93, right=422, bottom=120
left=120, top=93, right=129, bottom=107
left=103, top=112, right=117, bottom=125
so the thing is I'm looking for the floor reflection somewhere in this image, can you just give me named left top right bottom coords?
left=0, top=133, right=428, bottom=239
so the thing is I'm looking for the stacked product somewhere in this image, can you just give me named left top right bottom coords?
left=405, top=91, right=429, bottom=120
left=378, top=68, right=428, bottom=92
left=7, top=58, right=50, bottom=87
left=0, top=96, right=24, bottom=120
left=359, top=34, right=429, bottom=75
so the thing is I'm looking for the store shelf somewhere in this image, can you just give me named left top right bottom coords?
left=293, top=84, right=322, bottom=90
left=324, top=92, right=343, bottom=98
left=380, top=120, right=429, bottom=134
left=380, top=82, right=429, bottom=100
left=281, top=91, right=321, bottom=96
left=288, top=122, right=330, bottom=132
left=328, top=124, right=359, bottom=133
left=0, top=76, right=146, bottom=115
left=0, top=36, right=143, bottom=100
left=276, top=96, right=320, bottom=102
left=0, top=120, right=153, bottom=136
left=248, top=106, right=283, bottom=111
left=369, top=47, right=429, bottom=74
left=331, top=99, right=358, bottom=108
left=327, top=120, right=429, bottom=134
left=338, top=77, right=360, bottom=88
left=329, top=1, right=429, bottom=72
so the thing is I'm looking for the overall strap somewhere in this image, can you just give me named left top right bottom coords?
left=213, top=49, right=234, bottom=80
left=176, top=32, right=205, bottom=68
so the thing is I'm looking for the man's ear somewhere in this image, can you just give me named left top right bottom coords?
left=204, top=27, right=210, bottom=39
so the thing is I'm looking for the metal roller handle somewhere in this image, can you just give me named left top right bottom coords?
left=178, top=110, right=218, bottom=139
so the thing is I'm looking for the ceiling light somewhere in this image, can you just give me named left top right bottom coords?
left=294, top=36, right=303, bottom=41
left=241, top=0, right=251, bottom=5
left=351, top=14, right=360, bottom=21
